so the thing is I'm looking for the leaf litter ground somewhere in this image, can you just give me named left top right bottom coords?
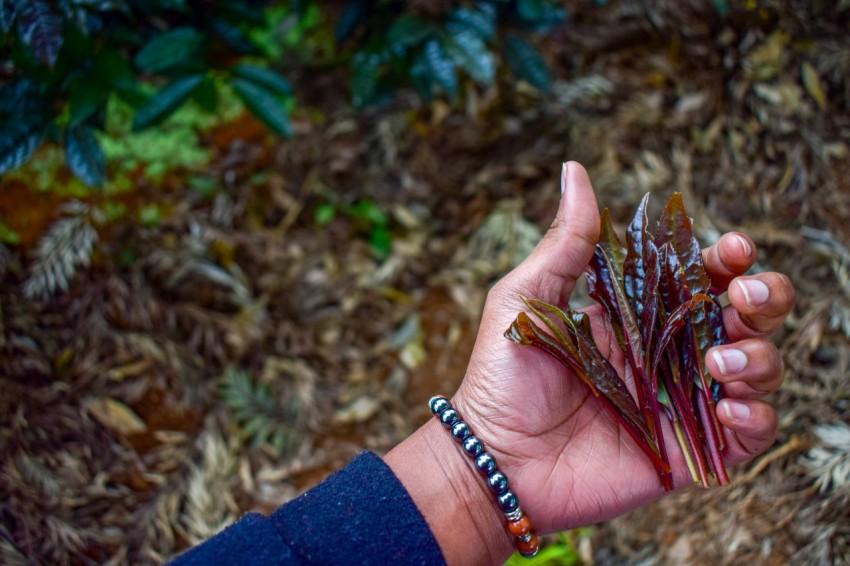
left=2, top=1, right=850, bottom=564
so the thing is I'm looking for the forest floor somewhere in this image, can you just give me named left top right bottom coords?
left=2, top=1, right=849, bottom=564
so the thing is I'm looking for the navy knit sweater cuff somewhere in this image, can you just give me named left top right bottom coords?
left=170, top=451, right=445, bottom=565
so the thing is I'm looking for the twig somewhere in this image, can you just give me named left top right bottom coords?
left=732, top=434, right=809, bottom=486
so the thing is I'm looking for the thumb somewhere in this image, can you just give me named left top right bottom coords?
left=500, top=161, right=600, bottom=306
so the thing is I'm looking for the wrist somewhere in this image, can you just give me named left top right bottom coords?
left=384, top=417, right=515, bottom=565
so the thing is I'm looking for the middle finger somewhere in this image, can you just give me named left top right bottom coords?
left=721, top=272, right=796, bottom=341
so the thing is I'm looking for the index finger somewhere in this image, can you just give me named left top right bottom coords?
left=702, top=232, right=756, bottom=292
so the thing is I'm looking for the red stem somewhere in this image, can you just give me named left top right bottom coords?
left=662, top=358, right=710, bottom=486
left=696, top=388, right=729, bottom=485
left=600, top=402, right=673, bottom=489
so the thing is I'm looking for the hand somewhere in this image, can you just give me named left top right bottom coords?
left=386, top=162, right=794, bottom=565
left=455, top=162, right=795, bottom=533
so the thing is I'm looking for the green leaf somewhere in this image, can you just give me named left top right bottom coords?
left=231, top=78, right=292, bottom=138
left=349, top=200, right=387, bottom=226
left=93, top=49, right=135, bottom=91
left=370, top=225, right=392, bottom=259
left=446, top=8, right=495, bottom=40
left=132, top=74, right=204, bottom=131
left=518, top=0, right=546, bottom=21
left=16, top=0, right=62, bottom=67
left=0, top=219, right=20, bottom=245
left=65, top=125, right=105, bottom=187
left=423, top=38, right=458, bottom=98
left=138, top=204, right=161, bottom=226
left=386, top=15, right=433, bottom=50
left=335, top=0, right=370, bottom=43
left=409, top=53, right=434, bottom=103
left=68, top=81, right=108, bottom=128
left=209, top=18, right=255, bottom=54
left=445, top=27, right=495, bottom=85
left=232, top=64, right=292, bottom=97
left=314, top=203, right=336, bottom=226
left=135, top=27, right=204, bottom=74
left=192, top=76, right=218, bottom=112
left=1, top=0, right=20, bottom=34
left=351, top=50, right=383, bottom=108
left=0, top=122, right=43, bottom=175
left=515, top=0, right=566, bottom=29
left=503, top=36, right=550, bottom=91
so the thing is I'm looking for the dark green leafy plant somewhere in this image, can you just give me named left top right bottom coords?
left=337, top=0, right=563, bottom=106
left=1, top=0, right=565, bottom=187
left=316, top=198, right=393, bottom=260
left=0, top=0, right=295, bottom=186
left=219, top=366, right=303, bottom=456
left=505, top=193, right=730, bottom=490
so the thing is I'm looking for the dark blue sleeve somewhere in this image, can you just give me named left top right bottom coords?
left=170, top=451, right=446, bottom=565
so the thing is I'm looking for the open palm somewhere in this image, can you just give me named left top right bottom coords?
left=454, top=163, right=794, bottom=534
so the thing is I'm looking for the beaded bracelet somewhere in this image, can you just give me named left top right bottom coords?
left=428, top=395, right=539, bottom=558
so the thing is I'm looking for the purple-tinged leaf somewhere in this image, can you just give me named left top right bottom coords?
left=624, top=193, right=651, bottom=319
left=16, top=0, right=62, bottom=68
left=599, top=208, right=626, bottom=276
left=696, top=387, right=729, bottom=484
left=505, top=311, right=597, bottom=395
left=656, top=192, right=711, bottom=295
left=588, top=246, right=644, bottom=378
left=650, top=293, right=714, bottom=382
left=505, top=310, right=671, bottom=482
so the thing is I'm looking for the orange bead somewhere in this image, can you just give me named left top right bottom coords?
left=507, top=516, right=531, bottom=537
left=516, top=533, right=539, bottom=557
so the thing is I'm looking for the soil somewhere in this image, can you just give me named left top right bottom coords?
left=1, top=1, right=849, bottom=564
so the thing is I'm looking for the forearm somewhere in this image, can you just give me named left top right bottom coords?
left=384, top=417, right=515, bottom=566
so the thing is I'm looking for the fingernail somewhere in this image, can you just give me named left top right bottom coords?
left=736, top=278, right=769, bottom=307
left=733, top=234, right=752, bottom=258
left=560, top=162, right=568, bottom=195
left=712, top=348, right=748, bottom=375
left=723, top=400, right=751, bottom=422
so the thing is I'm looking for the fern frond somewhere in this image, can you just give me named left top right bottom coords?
left=803, top=422, right=850, bottom=497
left=219, top=366, right=303, bottom=456
left=23, top=203, right=96, bottom=300
left=553, top=75, right=614, bottom=107
left=146, top=222, right=252, bottom=306
left=8, top=453, right=61, bottom=499
left=0, top=525, right=28, bottom=566
left=181, top=432, right=237, bottom=545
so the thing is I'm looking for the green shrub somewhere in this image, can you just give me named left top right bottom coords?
left=339, top=0, right=563, bottom=106
left=0, top=0, right=296, bottom=187
left=0, top=0, right=563, bottom=187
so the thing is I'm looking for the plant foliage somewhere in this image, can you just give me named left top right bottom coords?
left=0, top=0, right=296, bottom=186
left=505, top=193, right=730, bottom=490
left=0, top=0, right=564, bottom=186
left=219, top=366, right=303, bottom=456
left=339, top=0, right=563, bottom=106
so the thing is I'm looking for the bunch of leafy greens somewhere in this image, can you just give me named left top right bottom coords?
left=505, top=193, right=729, bottom=490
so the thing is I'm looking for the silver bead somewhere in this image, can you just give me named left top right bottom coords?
left=428, top=396, right=450, bottom=415
left=519, top=548, right=539, bottom=558
left=505, top=507, right=523, bottom=521
left=518, top=533, right=533, bottom=543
